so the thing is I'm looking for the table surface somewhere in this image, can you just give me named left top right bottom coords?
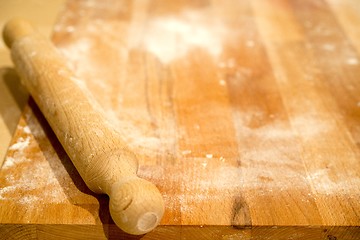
left=1, top=0, right=360, bottom=239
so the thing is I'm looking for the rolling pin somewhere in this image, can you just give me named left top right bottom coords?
left=3, top=19, right=164, bottom=235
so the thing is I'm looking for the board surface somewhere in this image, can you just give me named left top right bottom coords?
left=1, top=0, right=360, bottom=239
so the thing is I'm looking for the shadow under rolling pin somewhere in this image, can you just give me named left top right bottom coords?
left=3, top=19, right=164, bottom=235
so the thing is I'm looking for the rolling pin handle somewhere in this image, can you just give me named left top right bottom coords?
left=3, top=18, right=34, bottom=48
left=109, top=177, right=164, bottom=234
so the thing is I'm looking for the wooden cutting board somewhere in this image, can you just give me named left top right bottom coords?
left=1, top=0, right=360, bottom=239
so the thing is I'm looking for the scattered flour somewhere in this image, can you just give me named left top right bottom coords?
left=138, top=10, right=229, bottom=63
left=307, top=169, right=360, bottom=195
left=201, top=161, right=208, bottom=168
left=2, top=157, right=15, bottom=169
left=3, top=4, right=355, bottom=218
left=8, top=136, right=31, bottom=151
left=205, top=154, right=213, bottom=159
left=219, top=79, right=226, bottom=86
left=0, top=151, right=68, bottom=205
left=23, top=125, right=31, bottom=134
left=0, top=109, right=78, bottom=205
left=181, top=150, right=192, bottom=155
left=346, top=57, right=359, bottom=65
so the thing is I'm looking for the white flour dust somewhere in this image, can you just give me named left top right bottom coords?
left=8, top=136, right=31, bottom=152
left=2, top=157, right=16, bottom=169
left=139, top=10, right=228, bottom=63
left=54, top=20, right=171, bottom=158
left=0, top=120, right=69, bottom=205
left=0, top=157, right=67, bottom=205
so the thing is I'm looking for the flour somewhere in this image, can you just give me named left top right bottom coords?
left=8, top=136, right=31, bottom=151
left=59, top=38, right=92, bottom=72
left=219, top=79, right=226, bottom=86
left=291, top=115, right=332, bottom=141
left=51, top=6, right=238, bottom=160
left=0, top=152, right=68, bottom=205
left=181, top=150, right=192, bottom=156
left=205, top=154, right=213, bottom=159
left=346, top=57, right=359, bottom=65
left=52, top=14, right=309, bottom=202
left=1, top=157, right=15, bottom=169
left=307, top=169, right=360, bottom=195
left=5, top=3, right=356, bottom=217
left=23, top=125, right=31, bottom=134
left=55, top=34, right=170, bottom=159
left=138, top=10, right=228, bottom=63
left=3, top=138, right=31, bottom=170
left=55, top=8, right=229, bottom=64
left=0, top=108, right=76, bottom=205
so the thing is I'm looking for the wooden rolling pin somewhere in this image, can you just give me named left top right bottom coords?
left=3, top=19, right=164, bottom=235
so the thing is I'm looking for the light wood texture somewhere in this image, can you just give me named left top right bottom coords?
left=1, top=0, right=360, bottom=239
left=3, top=19, right=164, bottom=235
left=0, top=0, right=65, bottom=168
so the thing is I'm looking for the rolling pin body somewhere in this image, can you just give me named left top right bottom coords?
left=3, top=19, right=164, bottom=235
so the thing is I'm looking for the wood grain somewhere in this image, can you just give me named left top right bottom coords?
left=3, top=18, right=165, bottom=235
left=1, top=0, right=359, bottom=239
